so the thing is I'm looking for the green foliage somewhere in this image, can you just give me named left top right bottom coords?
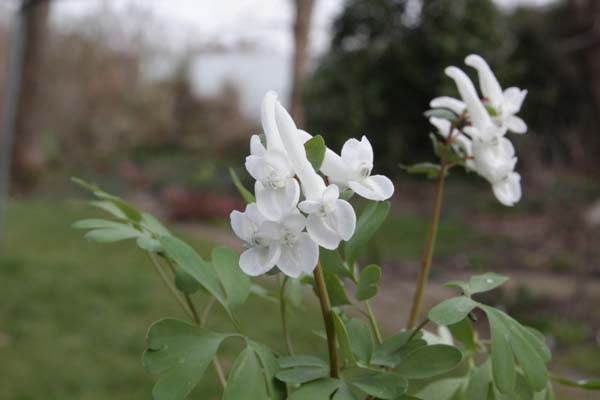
left=394, top=344, right=463, bottom=379
left=222, top=347, right=269, bottom=400
left=345, top=201, right=390, bottom=267
left=304, top=135, right=327, bottom=171
left=400, top=162, right=443, bottom=179
left=228, top=167, right=255, bottom=203
left=143, top=319, right=229, bottom=400
left=211, top=247, right=250, bottom=310
left=355, top=264, right=381, bottom=300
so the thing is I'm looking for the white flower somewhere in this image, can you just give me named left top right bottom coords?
left=429, top=96, right=466, bottom=116
left=274, top=100, right=357, bottom=249
left=261, top=211, right=319, bottom=278
left=230, top=203, right=280, bottom=276
left=465, top=54, right=528, bottom=134
left=230, top=204, right=319, bottom=278
left=442, top=66, right=522, bottom=206
left=245, top=92, right=300, bottom=220
left=319, top=136, right=394, bottom=201
left=428, top=116, right=475, bottom=170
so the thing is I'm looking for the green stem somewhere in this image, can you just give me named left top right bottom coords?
left=147, top=253, right=226, bottom=389
left=147, top=253, right=195, bottom=320
left=313, top=263, right=340, bottom=378
left=407, top=318, right=430, bottom=342
left=279, top=276, right=295, bottom=355
left=364, top=300, right=383, bottom=344
left=407, top=164, right=448, bottom=329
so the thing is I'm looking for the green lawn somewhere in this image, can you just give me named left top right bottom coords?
left=0, top=199, right=322, bottom=400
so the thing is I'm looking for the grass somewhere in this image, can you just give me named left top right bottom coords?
left=0, top=199, right=322, bottom=400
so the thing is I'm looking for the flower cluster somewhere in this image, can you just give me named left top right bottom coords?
left=429, top=54, right=528, bottom=206
left=231, top=92, right=394, bottom=278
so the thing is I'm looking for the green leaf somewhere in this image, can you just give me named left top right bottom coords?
left=395, top=344, right=462, bottom=379
left=284, top=277, right=305, bottom=308
left=345, top=201, right=390, bottom=267
left=345, top=369, right=408, bottom=399
left=332, top=382, right=359, bottom=400
left=279, top=355, right=328, bottom=369
left=469, top=273, right=509, bottom=295
left=174, top=268, right=201, bottom=294
left=415, top=377, right=466, bottom=400
left=141, top=213, right=171, bottom=236
left=212, top=247, right=250, bottom=309
left=304, top=135, right=326, bottom=171
left=160, top=236, right=229, bottom=315
left=320, top=249, right=354, bottom=281
left=424, top=109, right=459, bottom=120
left=72, top=177, right=142, bottom=222
left=136, top=234, right=162, bottom=252
left=84, top=226, right=140, bottom=243
left=428, top=296, right=478, bottom=326
left=448, top=317, right=476, bottom=351
left=484, top=307, right=516, bottom=394
left=551, top=375, right=600, bottom=390
left=464, top=359, right=492, bottom=399
left=72, top=219, right=128, bottom=230
left=229, top=167, right=255, bottom=203
left=371, top=331, right=426, bottom=368
left=247, top=341, right=286, bottom=400
left=355, top=264, right=381, bottom=301
left=434, top=141, right=464, bottom=164
left=346, top=318, right=374, bottom=363
left=332, top=311, right=358, bottom=366
left=288, top=378, right=341, bottom=400
left=222, top=347, right=269, bottom=400
left=90, top=200, right=127, bottom=219
left=324, top=272, right=352, bottom=307
left=444, top=280, right=471, bottom=296
left=400, top=162, right=442, bottom=179
left=143, top=319, right=228, bottom=400
left=275, top=366, right=330, bottom=384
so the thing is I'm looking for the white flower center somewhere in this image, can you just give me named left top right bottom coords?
left=283, top=230, right=298, bottom=246
left=321, top=200, right=336, bottom=216
left=266, top=171, right=287, bottom=189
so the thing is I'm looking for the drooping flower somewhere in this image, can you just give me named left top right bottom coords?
left=245, top=92, right=300, bottom=220
left=440, top=66, right=522, bottom=206
left=319, top=136, right=394, bottom=201
left=465, top=54, right=528, bottom=134
left=274, top=101, right=357, bottom=250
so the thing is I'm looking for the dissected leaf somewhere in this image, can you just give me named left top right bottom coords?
left=469, top=273, right=509, bottom=295
left=222, top=347, right=269, bottom=400
left=346, top=318, right=374, bottom=364
left=84, top=226, right=141, bottom=243
left=485, top=307, right=516, bottom=394
left=345, top=369, right=408, bottom=399
left=355, top=264, right=381, bottom=301
left=275, top=366, right=330, bottom=384
left=345, top=201, right=390, bottom=267
left=212, top=247, right=250, bottom=309
left=395, top=344, right=463, bottom=379
left=279, top=355, right=328, bottom=369
left=320, top=249, right=354, bottom=281
left=143, top=319, right=228, bottom=400
left=332, top=311, right=358, bottom=366
left=248, top=340, right=286, bottom=400
left=400, top=162, right=442, bottom=179
left=428, top=296, right=478, bottom=326
left=324, top=272, right=352, bottom=307
left=288, top=378, right=341, bottom=400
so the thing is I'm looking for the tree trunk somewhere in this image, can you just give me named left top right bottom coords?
left=290, top=0, right=315, bottom=126
left=11, top=0, right=50, bottom=191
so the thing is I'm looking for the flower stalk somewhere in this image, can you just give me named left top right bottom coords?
left=313, top=262, right=340, bottom=378
left=406, top=163, right=448, bottom=329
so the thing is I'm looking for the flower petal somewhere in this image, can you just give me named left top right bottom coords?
left=341, top=137, right=373, bottom=171
left=349, top=175, right=394, bottom=201
left=306, top=213, right=341, bottom=250
left=277, top=233, right=319, bottom=278
left=261, top=91, right=285, bottom=152
left=298, top=200, right=321, bottom=214
left=429, top=117, right=452, bottom=137
left=429, top=96, right=466, bottom=115
left=282, top=211, right=306, bottom=234
left=445, top=66, right=493, bottom=130
left=239, top=245, right=281, bottom=276
left=505, top=115, right=527, bottom=134
left=255, top=179, right=300, bottom=221
left=492, top=172, right=522, bottom=206
left=503, top=87, right=527, bottom=114
left=245, top=155, right=270, bottom=182
left=332, top=199, right=357, bottom=241
left=465, top=54, right=504, bottom=108
left=323, top=184, right=340, bottom=203
left=250, top=134, right=266, bottom=156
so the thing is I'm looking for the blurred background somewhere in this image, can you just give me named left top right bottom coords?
left=0, top=0, right=599, bottom=398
